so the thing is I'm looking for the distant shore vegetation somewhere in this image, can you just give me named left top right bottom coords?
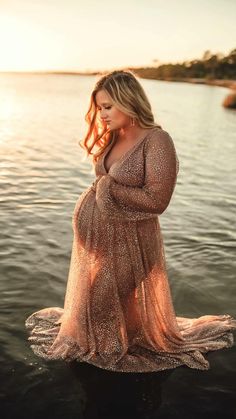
left=1, top=48, right=235, bottom=87
left=130, top=48, right=236, bottom=82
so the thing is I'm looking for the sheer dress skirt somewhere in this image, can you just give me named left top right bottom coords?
left=25, top=186, right=236, bottom=372
left=25, top=128, right=236, bottom=372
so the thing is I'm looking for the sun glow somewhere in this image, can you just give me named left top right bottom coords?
left=0, top=14, right=28, bottom=71
left=0, top=91, right=19, bottom=143
left=0, top=13, right=57, bottom=72
left=0, top=95, right=15, bottom=119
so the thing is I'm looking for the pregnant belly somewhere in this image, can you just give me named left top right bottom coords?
left=72, top=187, right=99, bottom=249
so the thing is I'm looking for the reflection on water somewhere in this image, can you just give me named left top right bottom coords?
left=0, top=73, right=236, bottom=418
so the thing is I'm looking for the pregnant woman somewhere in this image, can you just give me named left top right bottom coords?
left=25, top=70, right=236, bottom=373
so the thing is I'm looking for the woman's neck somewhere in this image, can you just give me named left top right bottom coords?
left=117, top=126, right=149, bottom=143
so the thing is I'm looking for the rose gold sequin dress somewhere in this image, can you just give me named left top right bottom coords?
left=25, top=127, right=236, bottom=372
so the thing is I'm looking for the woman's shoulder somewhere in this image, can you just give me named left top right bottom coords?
left=144, top=126, right=179, bottom=172
left=145, top=126, right=175, bottom=150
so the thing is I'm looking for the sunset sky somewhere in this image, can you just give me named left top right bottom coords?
left=0, top=0, right=235, bottom=72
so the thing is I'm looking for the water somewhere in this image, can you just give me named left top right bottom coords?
left=0, top=73, right=236, bottom=418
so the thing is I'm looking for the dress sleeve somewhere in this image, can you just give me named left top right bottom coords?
left=95, top=129, right=179, bottom=221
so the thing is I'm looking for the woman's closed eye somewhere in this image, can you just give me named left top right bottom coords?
left=97, top=106, right=112, bottom=111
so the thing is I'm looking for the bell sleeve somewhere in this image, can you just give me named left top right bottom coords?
left=95, top=129, right=179, bottom=221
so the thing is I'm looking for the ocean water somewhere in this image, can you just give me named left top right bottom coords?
left=0, top=73, right=236, bottom=419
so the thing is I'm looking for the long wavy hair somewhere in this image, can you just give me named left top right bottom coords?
left=78, top=69, right=162, bottom=163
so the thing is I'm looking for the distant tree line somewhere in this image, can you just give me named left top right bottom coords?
left=132, top=48, right=236, bottom=80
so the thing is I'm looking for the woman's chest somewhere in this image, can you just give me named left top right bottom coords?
left=104, top=140, right=138, bottom=173
left=95, top=141, right=146, bottom=187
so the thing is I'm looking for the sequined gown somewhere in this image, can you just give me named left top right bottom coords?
left=25, top=127, right=236, bottom=372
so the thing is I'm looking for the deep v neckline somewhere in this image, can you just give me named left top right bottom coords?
left=103, top=129, right=153, bottom=174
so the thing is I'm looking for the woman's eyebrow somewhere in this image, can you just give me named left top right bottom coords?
left=97, top=102, right=111, bottom=106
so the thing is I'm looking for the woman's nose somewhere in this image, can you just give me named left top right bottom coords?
left=100, top=110, right=107, bottom=119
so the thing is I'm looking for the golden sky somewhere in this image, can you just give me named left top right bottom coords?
left=0, top=0, right=235, bottom=72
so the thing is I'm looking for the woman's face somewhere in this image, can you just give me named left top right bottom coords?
left=95, top=89, right=130, bottom=131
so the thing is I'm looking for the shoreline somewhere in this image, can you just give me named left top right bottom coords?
left=0, top=71, right=236, bottom=90
left=159, top=78, right=236, bottom=90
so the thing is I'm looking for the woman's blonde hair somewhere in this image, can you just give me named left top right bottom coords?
left=78, top=69, right=162, bottom=163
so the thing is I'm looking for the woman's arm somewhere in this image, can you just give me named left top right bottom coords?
left=95, top=129, right=179, bottom=221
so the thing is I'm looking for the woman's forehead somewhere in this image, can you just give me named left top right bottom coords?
left=95, top=90, right=112, bottom=105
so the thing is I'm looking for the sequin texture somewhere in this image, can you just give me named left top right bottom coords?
left=25, top=127, right=236, bottom=372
